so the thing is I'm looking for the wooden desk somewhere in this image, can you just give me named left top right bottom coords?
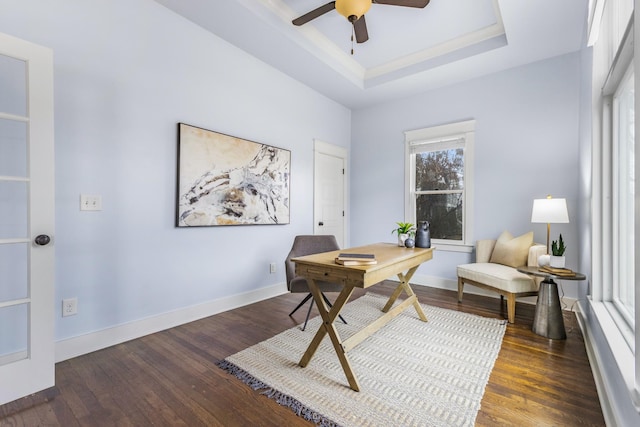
left=292, top=242, right=435, bottom=391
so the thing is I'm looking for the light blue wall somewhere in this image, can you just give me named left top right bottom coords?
left=351, top=53, right=583, bottom=298
left=0, top=0, right=351, bottom=340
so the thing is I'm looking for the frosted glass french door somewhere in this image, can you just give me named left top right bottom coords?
left=0, top=32, right=55, bottom=405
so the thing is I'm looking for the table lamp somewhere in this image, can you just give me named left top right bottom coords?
left=531, top=195, right=569, bottom=255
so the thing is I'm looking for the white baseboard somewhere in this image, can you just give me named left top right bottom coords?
left=55, top=282, right=288, bottom=362
left=393, top=274, right=577, bottom=309
left=575, top=301, right=616, bottom=427
left=576, top=299, right=640, bottom=426
left=55, top=275, right=579, bottom=363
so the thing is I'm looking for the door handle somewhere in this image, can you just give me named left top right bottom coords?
left=318, top=221, right=324, bottom=226
left=34, top=235, right=51, bottom=246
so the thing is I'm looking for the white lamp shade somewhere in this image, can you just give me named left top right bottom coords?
left=531, top=198, right=569, bottom=223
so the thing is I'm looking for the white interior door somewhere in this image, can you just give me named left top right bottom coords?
left=0, top=32, right=55, bottom=405
left=314, top=140, right=347, bottom=248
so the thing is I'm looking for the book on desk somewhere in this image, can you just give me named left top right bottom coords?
left=335, top=253, right=377, bottom=266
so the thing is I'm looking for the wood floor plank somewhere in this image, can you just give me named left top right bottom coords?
left=0, top=282, right=605, bottom=426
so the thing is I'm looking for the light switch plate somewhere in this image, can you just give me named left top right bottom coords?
left=80, top=194, right=102, bottom=211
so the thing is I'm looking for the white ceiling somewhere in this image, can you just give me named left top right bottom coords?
left=154, top=0, right=588, bottom=109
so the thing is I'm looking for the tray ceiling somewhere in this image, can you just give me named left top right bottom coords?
left=154, top=0, right=588, bottom=109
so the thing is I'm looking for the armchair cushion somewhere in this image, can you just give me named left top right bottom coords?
left=489, top=230, right=534, bottom=268
left=456, top=262, right=537, bottom=294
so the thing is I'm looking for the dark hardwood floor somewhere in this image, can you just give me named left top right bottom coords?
left=1, top=282, right=605, bottom=426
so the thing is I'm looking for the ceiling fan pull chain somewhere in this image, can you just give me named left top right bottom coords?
left=351, top=26, right=354, bottom=55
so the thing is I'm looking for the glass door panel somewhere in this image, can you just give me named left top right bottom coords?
left=0, top=304, right=28, bottom=366
left=0, top=181, right=28, bottom=239
left=0, top=243, right=28, bottom=303
left=0, top=118, right=27, bottom=176
left=0, top=54, right=27, bottom=116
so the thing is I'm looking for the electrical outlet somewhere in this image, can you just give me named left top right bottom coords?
left=62, top=298, right=78, bottom=317
left=80, top=194, right=102, bottom=211
left=270, top=262, right=276, bottom=274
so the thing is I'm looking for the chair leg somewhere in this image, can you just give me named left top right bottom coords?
left=289, top=293, right=313, bottom=317
left=457, top=277, right=464, bottom=302
left=293, top=292, right=347, bottom=331
left=301, top=297, right=314, bottom=331
left=506, top=294, right=516, bottom=324
left=321, top=293, right=347, bottom=325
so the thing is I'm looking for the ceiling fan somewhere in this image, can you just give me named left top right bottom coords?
left=292, top=0, right=431, bottom=44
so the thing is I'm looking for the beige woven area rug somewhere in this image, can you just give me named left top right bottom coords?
left=218, top=293, right=506, bottom=427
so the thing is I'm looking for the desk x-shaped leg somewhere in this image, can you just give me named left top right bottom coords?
left=298, top=278, right=359, bottom=390
left=298, top=266, right=427, bottom=392
left=382, top=265, right=428, bottom=321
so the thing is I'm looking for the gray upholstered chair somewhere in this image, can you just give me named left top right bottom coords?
left=285, top=235, right=346, bottom=330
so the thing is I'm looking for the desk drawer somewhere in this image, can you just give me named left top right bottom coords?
left=295, top=265, right=363, bottom=286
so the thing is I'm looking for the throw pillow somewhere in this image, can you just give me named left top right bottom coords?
left=489, top=230, right=534, bottom=268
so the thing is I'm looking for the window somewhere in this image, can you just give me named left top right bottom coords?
left=612, top=63, right=635, bottom=330
left=405, top=120, right=475, bottom=252
left=599, top=13, right=636, bottom=350
left=589, top=0, right=639, bottom=410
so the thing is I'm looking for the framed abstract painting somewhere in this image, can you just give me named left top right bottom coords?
left=176, top=123, right=290, bottom=227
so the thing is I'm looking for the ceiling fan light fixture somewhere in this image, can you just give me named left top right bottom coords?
left=335, top=0, right=371, bottom=21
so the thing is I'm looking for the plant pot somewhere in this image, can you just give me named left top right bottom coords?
left=550, top=255, right=565, bottom=268
left=398, top=233, right=408, bottom=247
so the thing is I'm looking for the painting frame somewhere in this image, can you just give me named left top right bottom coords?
left=176, top=123, right=291, bottom=227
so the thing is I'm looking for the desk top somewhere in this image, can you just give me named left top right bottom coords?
left=292, top=242, right=434, bottom=288
left=517, top=266, right=586, bottom=281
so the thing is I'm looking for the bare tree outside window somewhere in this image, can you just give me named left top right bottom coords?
left=415, top=149, right=464, bottom=240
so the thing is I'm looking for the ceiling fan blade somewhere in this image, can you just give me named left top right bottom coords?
left=372, top=0, right=430, bottom=8
left=353, top=15, right=369, bottom=43
left=292, top=1, right=336, bottom=26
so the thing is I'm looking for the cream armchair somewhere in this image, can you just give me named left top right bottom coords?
left=457, top=233, right=546, bottom=323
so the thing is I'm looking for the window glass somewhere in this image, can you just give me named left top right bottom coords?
left=415, top=149, right=464, bottom=191
left=613, top=66, right=635, bottom=326
left=405, top=121, right=474, bottom=247
left=416, top=193, right=462, bottom=240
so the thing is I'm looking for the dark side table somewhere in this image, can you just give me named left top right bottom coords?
left=517, top=266, right=586, bottom=340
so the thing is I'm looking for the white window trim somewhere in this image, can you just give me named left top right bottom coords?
left=590, top=8, right=640, bottom=412
left=601, top=7, right=635, bottom=349
left=404, top=120, right=475, bottom=253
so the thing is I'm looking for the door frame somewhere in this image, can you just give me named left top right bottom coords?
left=313, top=139, right=348, bottom=248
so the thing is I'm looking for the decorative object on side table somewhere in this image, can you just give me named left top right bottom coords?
left=392, top=222, right=415, bottom=247
left=550, top=234, right=566, bottom=268
left=415, top=221, right=431, bottom=248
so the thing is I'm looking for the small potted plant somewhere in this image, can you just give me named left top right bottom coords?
left=550, top=234, right=566, bottom=268
left=392, top=222, right=415, bottom=247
